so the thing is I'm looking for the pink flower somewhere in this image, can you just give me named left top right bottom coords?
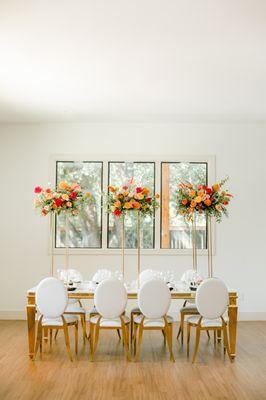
left=34, top=186, right=42, bottom=193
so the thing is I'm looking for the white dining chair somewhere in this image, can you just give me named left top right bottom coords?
left=177, top=269, right=211, bottom=344
left=54, top=269, right=87, bottom=344
left=187, top=278, right=232, bottom=363
left=34, top=277, right=78, bottom=361
left=133, top=279, right=175, bottom=362
left=89, top=278, right=130, bottom=361
left=130, top=269, right=154, bottom=335
left=89, top=269, right=122, bottom=340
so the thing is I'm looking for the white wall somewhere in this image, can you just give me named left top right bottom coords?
left=0, top=124, right=265, bottom=319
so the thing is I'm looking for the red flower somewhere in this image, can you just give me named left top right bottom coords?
left=146, top=197, right=152, bottom=203
left=114, top=210, right=121, bottom=217
left=46, top=188, right=51, bottom=193
left=136, top=187, right=142, bottom=193
left=206, top=187, right=212, bottom=195
left=223, top=201, right=229, bottom=205
left=55, top=198, right=63, bottom=207
left=34, top=186, right=42, bottom=193
left=41, top=208, right=47, bottom=216
left=122, top=185, right=128, bottom=190
left=69, top=191, right=77, bottom=199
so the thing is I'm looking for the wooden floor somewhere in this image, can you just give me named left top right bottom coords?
left=0, top=321, right=266, bottom=400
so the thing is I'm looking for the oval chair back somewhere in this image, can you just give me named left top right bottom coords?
left=196, top=278, right=228, bottom=319
left=36, top=277, right=68, bottom=319
left=94, top=278, right=127, bottom=319
left=138, top=279, right=171, bottom=319
left=139, top=269, right=155, bottom=286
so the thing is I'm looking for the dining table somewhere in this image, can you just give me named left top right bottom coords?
left=26, top=284, right=238, bottom=360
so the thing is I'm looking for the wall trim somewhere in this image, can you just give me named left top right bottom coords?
left=1, top=310, right=266, bottom=321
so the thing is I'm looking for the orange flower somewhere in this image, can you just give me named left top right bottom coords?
left=190, top=200, right=196, bottom=208
left=114, top=201, right=121, bottom=208
left=124, top=202, right=132, bottom=209
left=198, top=190, right=204, bottom=197
left=195, top=196, right=202, bottom=203
left=204, top=199, right=212, bottom=206
left=189, top=190, right=196, bottom=197
left=212, top=183, right=220, bottom=192
left=155, top=193, right=160, bottom=199
left=136, top=193, right=144, bottom=200
left=85, top=192, right=91, bottom=198
left=66, top=201, right=72, bottom=207
left=188, top=207, right=194, bottom=213
left=182, top=199, right=188, bottom=205
left=58, top=181, right=69, bottom=190
left=122, top=191, right=129, bottom=197
left=215, top=204, right=222, bottom=211
left=133, top=201, right=141, bottom=209
left=142, top=187, right=150, bottom=195
left=108, top=185, right=116, bottom=193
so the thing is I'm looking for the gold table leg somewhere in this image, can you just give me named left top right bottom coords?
left=27, top=299, right=36, bottom=360
left=217, top=329, right=222, bottom=342
left=228, top=295, right=238, bottom=360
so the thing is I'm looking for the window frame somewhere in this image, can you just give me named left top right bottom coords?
left=49, top=154, right=215, bottom=256
left=160, top=161, right=208, bottom=250
left=107, top=160, right=156, bottom=249
left=55, top=160, right=104, bottom=249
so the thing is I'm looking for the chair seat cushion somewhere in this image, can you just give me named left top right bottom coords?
left=134, top=314, right=173, bottom=327
left=187, top=315, right=226, bottom=327
left=90, top=315, right=130, bottom=327
left=180, top=304, right=198, bottom=313
left=65, top=305, right=86, bottom=314
left=39, top=315, right=78, bottom=326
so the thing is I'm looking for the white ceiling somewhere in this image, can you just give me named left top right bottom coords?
left=0, top=0, right=266, bottom=122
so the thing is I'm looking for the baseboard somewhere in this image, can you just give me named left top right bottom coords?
left=237, top=312, right=266, bottom=321
left=1, top=310, right=266, bottom=321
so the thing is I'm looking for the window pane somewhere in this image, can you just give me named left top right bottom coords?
left=161, top=162, right=207, bottom=249
left=55, top=161, right=102, bottom=248
left=108, top=162, right=155, bottom=249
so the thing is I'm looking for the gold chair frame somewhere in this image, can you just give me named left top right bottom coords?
left=187, top=315, right=232, bottom=364
left=89, top=315, right=131, bottom=361
left=133, top=315, right=175, bottom=362
left=34, top=315, right=78, bottom=362
left=177, top=300, right=210, bottom=344
left=64, top=300, right=87, bottom=344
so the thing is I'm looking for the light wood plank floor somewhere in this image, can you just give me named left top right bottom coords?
left=0, top=321, right=266, bottom=400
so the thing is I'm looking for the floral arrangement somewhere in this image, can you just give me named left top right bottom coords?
left=106, top=181, right=160, bottom=217
left=176, top=177, right=233, bottom=222
left=34, top=181, right=92, bottom=216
